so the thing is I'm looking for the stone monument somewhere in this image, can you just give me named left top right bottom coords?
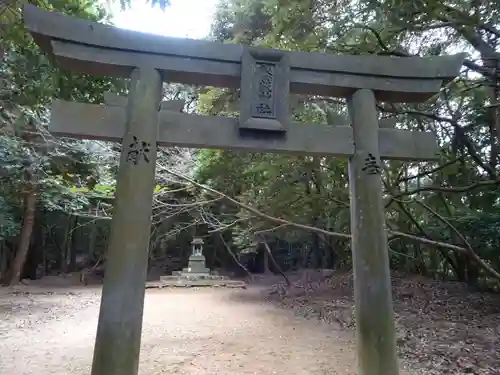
left=182, top=237, right=210, bottom=275
left=158, top=237, right=245, bottom=288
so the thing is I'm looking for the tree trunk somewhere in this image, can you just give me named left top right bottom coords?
left=40, top=225, right=49, bottom=277
left=88, top=219, right=97, bottom=261
left=311, top=230, right=322, bottom=268
left=23, top=210, right=42, bottom=280
left=320, top=236, right=335, bottom=269
left=455, top=253, right=467, bottom=282
left=61, top=214, right=74, bottom=273
left=218, top=234, right=252, bottom=279
left=263, top=244, right=270, bottom=273
left=262, top=240, right=290, bottom=286
left=0, top=241, right=7, bottom=280
left=41, top=227, right=48, bottom=276
left=3, top=189, right=37, bottom=285
left=306, top=156, right=326, bottom=269
left=69, top=216, right=78, bottom=271
left=466, top=257, right=479, bottom=288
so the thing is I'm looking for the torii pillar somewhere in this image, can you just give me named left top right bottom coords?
left=348, top=89, right=398, bottom=374
left=90, top=68, right=162, bottom=375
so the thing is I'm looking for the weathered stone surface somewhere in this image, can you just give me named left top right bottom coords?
left=159, top=279, right=246, bottom=288
left=160, top=275, right=229, bottom=282
left=183, top=254, right=210, bottom=274
left=104, top=92, right=184, bottom=112
left=145, top=281, right=163, bottom=289
left=347, top=89, right=399, bottom=375
left=49, top=100, right=440, bottom=161
left=23, top=4, right=465, bottom=102
left=157, top=254, right=244, bottom=288
left=90, top=68, right=162, bottom=375
left=239, top=48, right=290, bottom=132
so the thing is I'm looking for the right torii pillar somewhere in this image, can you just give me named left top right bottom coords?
left=348, top=89, right=398, bottom=375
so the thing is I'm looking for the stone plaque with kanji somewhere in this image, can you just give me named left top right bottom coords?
left=239, top=48, right=290, bottom=132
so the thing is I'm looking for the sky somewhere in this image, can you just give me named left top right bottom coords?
left=107, top=0, right=218, bottom=39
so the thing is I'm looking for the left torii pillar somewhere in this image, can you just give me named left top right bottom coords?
left=91, top=67, right=162, bottom=375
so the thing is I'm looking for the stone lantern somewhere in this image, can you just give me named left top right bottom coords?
left=182, top=237, right=209, bottom=275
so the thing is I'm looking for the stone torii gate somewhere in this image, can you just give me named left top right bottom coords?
left=23, top=5, right=465, bottom=375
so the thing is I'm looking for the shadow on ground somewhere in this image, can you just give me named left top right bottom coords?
left=229, top=271, right=500, bottom=375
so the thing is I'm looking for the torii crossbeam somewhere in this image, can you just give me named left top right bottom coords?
left=23, top=5, right=465, bottom=375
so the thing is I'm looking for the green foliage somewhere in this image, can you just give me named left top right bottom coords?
left=453, top=212, right=500, bottom=261
left=193, top=0, right=500, bottom=285
left=0, top=197, right=21, bottom=239
left=1, top=0, right=498, bottom=288
left=0, top=0, right=126, bottom=242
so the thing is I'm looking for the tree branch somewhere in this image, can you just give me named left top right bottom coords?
left=160, top=167, right=351, bottom=240
left=260, top=238, right=290, bottom=286
left=386, top=178, right=500, bottom=204
left=253, top=224, right=290, bottom=237
left=159, top=166, right=499, bottom=280
left=414, top=200, right=500, bottom=280
left=395, top=157, right=462, bottom=184
left=218, top=233, right=252, bottom=280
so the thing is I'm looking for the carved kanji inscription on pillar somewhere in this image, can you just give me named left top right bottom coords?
left=362, top=153, right=382, bottom=175
left=240, top=48, right=290, bottom=132
left=126, top=135, right=151, bottom=165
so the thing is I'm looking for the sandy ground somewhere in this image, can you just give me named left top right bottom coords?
left=0, top=286, right=358, bottom=375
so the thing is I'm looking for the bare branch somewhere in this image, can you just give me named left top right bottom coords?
left=386, top=178, right=500, bottom=204
left=253, top=224, right=290, bottom=237
left=394, top=157, right=462, bottom=184
left=218, top=234, right=253, bottom=280
left=414, top=200, right=500, bottom=280
left=159, top=166, right=494, bottom=263
left=260, top=239, right=290, bottom=286
left=159, top=166, right=351, bottom=240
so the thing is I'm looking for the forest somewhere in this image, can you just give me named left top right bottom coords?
left=0, top=0, right=499, bottom=290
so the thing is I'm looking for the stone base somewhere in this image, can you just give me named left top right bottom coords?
left=185, top=255, right=210, bottom=274
left=153, top=272, right=245, bottom=288
left=160, top=274, right=229, bottom=282
left=146, top=279, right=245, bottom=289
left=151, top=255, right=246, bottom=289
left=182, top=268, right=210, bottom=275
left=158, top=279, right=246, bottom=288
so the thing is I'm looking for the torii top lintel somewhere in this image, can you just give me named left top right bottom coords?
left=23, top=5, right=465, bottom=103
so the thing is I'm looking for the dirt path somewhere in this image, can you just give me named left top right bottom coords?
left=1, top=287, right=358, bottom=375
